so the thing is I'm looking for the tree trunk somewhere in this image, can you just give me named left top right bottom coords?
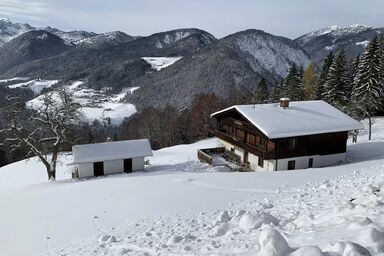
left=49, top=151, right=58, bottom=181
left=37, top=156, right=52, bottom=181
left=368, top=116, right=372, bottom=141
left=48, top=170, right=56, bottom=180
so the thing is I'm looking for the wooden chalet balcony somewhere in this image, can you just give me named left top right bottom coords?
left=215, top=130, right=275, bottom=159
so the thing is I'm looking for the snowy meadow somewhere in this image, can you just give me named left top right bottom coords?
left=0, top=119, right=383, bottom=255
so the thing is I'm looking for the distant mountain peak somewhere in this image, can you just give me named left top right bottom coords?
left=0, top=19, right=34, bottom=46
left=295, top=24, right=384, bottom=67
left=297, top=24, right=372, bottom=45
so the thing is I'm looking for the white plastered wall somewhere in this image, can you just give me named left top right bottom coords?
left=219, top=138, right=346, bottom=172
left=132, top=157, right=145, bottom=171
left=248, top=152, right=274, bottom=172
left=78, top=163, right=93, bottom=178
left=275, top=153, right=346, bottom=171
left=104, top=160, right=124, bottom=175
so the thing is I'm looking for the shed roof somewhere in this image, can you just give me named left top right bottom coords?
left=211, top=100, right=363, bottom=139
left=71, top=139, right=153, bottom=165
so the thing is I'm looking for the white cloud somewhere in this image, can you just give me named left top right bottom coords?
left=0, top=0, right=52, bottom=21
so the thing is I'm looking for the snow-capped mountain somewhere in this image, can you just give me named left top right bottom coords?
left=76, top=31, right=137, bottom=48
left=128, top=29, right=310, bottom=109
left=296, top=24, right=371, bottom=45
left=152, top=28, right=216, bottom=49
left=0, top=18, right=33, bottom=46
left=295, top=24, right=384, bottom=66
left=224, top=29, right=310, bottom=77
left=44, top=26, right=97, bottom=45
left=0, top=30, right=72, bottom=74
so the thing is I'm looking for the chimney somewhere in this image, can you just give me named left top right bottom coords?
left=280, top=98, right=290, bottom=109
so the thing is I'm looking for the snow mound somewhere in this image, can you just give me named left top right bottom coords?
left=259, top=226, right=291, bottom=256
left=290, top=246, right=325, bottom=256
left=211, top=223, right=230, bottom=237
left=326, top=241, right=372, bottom=256
left=239, top=212, right=279, bottom=231
left=216, top=210, right=231, bottom=223
left=360, top=227, right=384, bottom=253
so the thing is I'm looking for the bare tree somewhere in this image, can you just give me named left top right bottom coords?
left=0, top=87, right=84, bottom=180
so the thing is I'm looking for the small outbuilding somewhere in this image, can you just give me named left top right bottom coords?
left=70, top=139, right=153, bottom=178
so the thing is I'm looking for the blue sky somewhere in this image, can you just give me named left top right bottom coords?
left=1, top=0, right=384, bottom=38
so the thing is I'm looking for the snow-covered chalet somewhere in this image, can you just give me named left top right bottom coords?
left=208, top=98, right=363, bottom=171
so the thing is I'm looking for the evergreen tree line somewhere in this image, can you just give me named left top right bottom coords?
left=254, top=35, right=384, bottom=140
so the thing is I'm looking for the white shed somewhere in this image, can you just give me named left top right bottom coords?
left=70, top=139, right=153, bottom=178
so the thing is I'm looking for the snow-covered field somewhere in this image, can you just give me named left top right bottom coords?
left=142, top=57, right=182, bottom=71
left=26, top=81, right=138, bottom=125
left=4, top=79, right=58, bottom=94
left=0, top=118, right=384, bottom=255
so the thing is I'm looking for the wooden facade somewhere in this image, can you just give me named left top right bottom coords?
left=213, top=110, right=349, bottom=163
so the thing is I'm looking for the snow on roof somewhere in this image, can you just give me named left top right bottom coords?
left=211, top=100, right=364, bottom=139
left=71, top=139, right=153, bottom=165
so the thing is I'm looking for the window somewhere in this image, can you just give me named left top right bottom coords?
left=288, top=139, right=297, bottom=150
left=256, top=136, right=261, bottom=145
left=308, top=158, right=313, bottom=168
left=258, top=156, right=264, bottom=168
left=235, top=129, right=245, bottom=140
left=223, top=124, right=229, bottom=133
left=260, top=137, right=266, bottom=146
left=247, top=134, right=256, bottom=145
left=267, top=141, right=275, bottom=151
left=288, top=160, right=295, bottom=170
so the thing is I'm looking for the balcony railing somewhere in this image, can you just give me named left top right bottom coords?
left=215, top=130, right=275, bottom=159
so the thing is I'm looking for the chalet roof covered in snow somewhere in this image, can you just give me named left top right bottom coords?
left=211, top=100, right=363, bottom=139
left=71, top=139, right=153, bottom=164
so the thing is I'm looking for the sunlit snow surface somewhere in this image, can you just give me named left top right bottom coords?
left=142, top=57, right=182, bottom=71
left=1, top=119, right=384, bottom=255
left=6, top=79, right=58, bottom=94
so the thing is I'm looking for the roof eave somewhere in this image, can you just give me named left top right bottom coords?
left=69, top=153, right=154, bottom=166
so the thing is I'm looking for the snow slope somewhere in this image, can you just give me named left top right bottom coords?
left=142, top=57, right=182, bottom=71
left=26, top=81, right=139, bottom=125
left=0, top=119, right=384, bottom=255
left=6, top=79, right=58, bottom=94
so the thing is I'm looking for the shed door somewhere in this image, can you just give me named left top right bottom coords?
left=287, top=160, right=296, bottom=170
left=308, top=158, right=313, bottom=168
left=124, top=158, right=133, bottom=173
left=93, top=162, right=104, bottom=176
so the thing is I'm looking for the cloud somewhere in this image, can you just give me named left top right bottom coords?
left=0, top=0, right=52, bottom=21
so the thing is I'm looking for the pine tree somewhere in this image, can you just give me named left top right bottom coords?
left=0, top=149, right=7, bottom=167
left=317, top=52, right=334, bottom=99
left=253, top=78, right=270, bottom=104
left=281, top=63, right=303, bottom=101
left=322, top=50, right=350, bottom=110
left=268, top=82, right=283, bottom=103
left=351, top=35, right=384, bottom=140
left=301, top=62, right=318, bottom=100
left=351, top=54, right=360, bottom=80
